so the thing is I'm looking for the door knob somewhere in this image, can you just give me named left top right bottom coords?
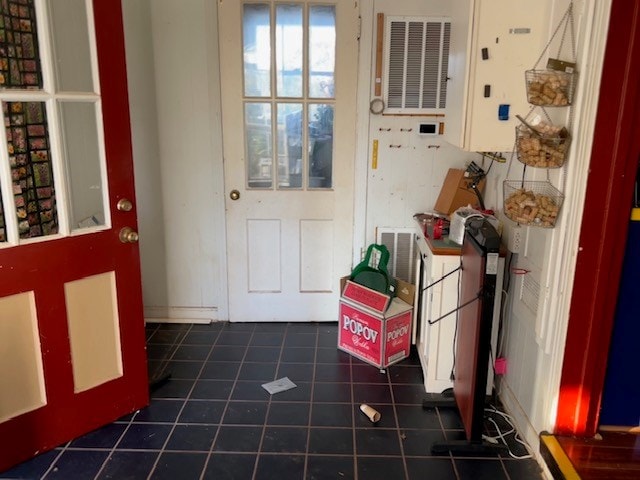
left=119, top=227, right=139, bottom=243
left=117, top=198, right=133, bottom=212
left=230, top=189, right=240, bottom=201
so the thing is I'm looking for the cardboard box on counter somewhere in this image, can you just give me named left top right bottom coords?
left=434, top=168, right=485, bottom=215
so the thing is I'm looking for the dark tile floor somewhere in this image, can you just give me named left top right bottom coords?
left=1, top=322, right=545, bottom=480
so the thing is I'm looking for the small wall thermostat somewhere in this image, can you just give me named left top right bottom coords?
left=418, top=122, right=438, bottom=136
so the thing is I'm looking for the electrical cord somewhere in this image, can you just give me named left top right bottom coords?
left=482, top=404, right=534, bottom=459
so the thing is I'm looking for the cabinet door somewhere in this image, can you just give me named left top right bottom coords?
left=445, top=0, right=552, bottom=151
left=424, top=256, right=461, bottom=393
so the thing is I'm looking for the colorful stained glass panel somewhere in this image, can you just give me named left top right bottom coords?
left=0, top=0, right=43, bottom=89
left=3, top=101, right=57, bottom=238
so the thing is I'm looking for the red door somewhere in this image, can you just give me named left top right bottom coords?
left=0, top=0, right=148, bottom=471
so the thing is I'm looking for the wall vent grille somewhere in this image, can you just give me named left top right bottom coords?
left=376, top=227, right=417, bottom=283
left=384, top=16, right=451, bottom=114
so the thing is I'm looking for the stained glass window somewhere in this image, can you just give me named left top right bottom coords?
left=0, top=0, right=43, bottom=89
left=4, top=101, right=58, bottom=238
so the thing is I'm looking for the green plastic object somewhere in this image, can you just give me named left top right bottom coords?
left=350, top=244, right=396, bottom=296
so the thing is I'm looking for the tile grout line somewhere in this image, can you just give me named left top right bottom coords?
left=387, top=363, right=410, bottom=480
left=350, top=347, right=358, bottom=480
left=200, top=324, right=256, bottom=480
left=92, top=322, right=178, bottom=480
left=145, top=323, right=221, bottom=480
left=302, top=324, right=320, bottom=478
left=435, top=402, right=461, bottom=480
left=250, top=324, right=287, bottom=480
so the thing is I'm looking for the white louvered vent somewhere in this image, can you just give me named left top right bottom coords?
left=376, top=227, right=417, bottom=283
left=384, top=16, right=451, bottom=114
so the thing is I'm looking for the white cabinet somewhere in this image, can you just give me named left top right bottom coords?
left=414, top=225, right=502, bottom=394
left=444, top=0, right=552, bottom=151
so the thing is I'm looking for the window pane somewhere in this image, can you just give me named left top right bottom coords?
left=4, top=101, right=58, bottom=238
left=0, top=0, right=43, bottom=89
left=59, top=102, right=105, bottom=230
left=243, top=3, right=271, bottom=97
left=47, top=0, right=94, bottom=92
left=276, top=4, right=302, bottom=98
left=245, top=102, right=272, bottom=189
left=308, top=104, right=332, bottom=188
left=277, top=103, right=302, bottom=189
left=308, top=6, right=335, bottom=99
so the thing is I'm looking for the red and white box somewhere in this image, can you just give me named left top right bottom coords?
left=338, top=280, right=413, bottom=368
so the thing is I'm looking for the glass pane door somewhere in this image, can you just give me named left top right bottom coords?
left=241, top=2, right=336, bottom=191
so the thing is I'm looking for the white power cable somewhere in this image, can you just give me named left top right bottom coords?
left=483, top=405, right=534, bottom=459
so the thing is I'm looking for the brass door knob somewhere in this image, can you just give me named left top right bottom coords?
left=117, top=198, right=133, bottom=212
left=230, top=189, right=240, bottom=201
left=119, top=227, right=139, bottom=243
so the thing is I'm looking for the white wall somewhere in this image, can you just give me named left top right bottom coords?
left=122, top=0, right=228, bottom=321
left=481, top=0, right=611, bottom=456
left=357, top=0, right=478, bottom=255
left=121, top=0, right=168, bottom=309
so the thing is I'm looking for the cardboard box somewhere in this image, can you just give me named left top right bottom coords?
left=340, top=276, right=415, bottom=307
left=434, top=168, right=486, bottom=215
left=338, top=279, right=413, bottom=368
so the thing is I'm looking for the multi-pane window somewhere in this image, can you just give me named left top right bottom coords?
left=242, top=2, right=335, bottom=190
left=0, top=0, right=106, bottom=244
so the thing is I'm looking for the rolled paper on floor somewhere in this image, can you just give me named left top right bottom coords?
left=359, top=404, right=381, bottom=423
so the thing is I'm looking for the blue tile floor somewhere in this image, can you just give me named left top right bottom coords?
left=1, top=322, right=544, bottom=479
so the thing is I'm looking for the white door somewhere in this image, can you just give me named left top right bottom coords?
left=219, top=0, right=359, bottom=322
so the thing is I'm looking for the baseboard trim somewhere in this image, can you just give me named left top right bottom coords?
left=144, top=306, right=217, bottom=324
left=498, top=381, right=554, bottom=479
left=599, top=425, right=640, bottom=433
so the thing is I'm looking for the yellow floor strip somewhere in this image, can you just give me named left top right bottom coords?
left=540, top=434, right=581, bottom=480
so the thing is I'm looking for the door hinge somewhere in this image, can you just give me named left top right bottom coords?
left=357, top=15, right=362, bottom=41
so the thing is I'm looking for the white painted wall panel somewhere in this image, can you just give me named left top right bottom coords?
left=123, top=0, right=228, bottom=319
left=121, top=0, right=168, bottom=311
left=300, top=220, right=333, bottom=292
left=247, top=219, right=281, bottom=293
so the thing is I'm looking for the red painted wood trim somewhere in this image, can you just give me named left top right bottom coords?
left=556, top=0, right=640, bottom=436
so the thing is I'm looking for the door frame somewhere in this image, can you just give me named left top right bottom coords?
left=555, top=0, right=640, bottom=436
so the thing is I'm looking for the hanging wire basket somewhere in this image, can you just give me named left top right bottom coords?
left=515, top=123, right=571, bottom=168
left=525, top=68, right=577, bottom=106
left=525, top=2, right=578, bottom=107
left=503, top=180, right=564, bottom=228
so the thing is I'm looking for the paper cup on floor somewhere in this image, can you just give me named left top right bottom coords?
left=359, top=404, right=381, bottom=423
